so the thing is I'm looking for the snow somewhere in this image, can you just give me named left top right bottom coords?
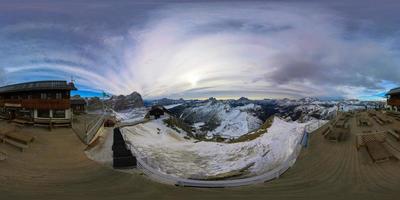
left=164, top=103, right=183, bottom=109
left=182, top=102, right=263, bottom=139
left=341, top=105, right=365, bottom=112
left=236, top=103, right=261, bottom=111
left=121, top=117, right=320, bottom=179
left=207, top=109, right=262, bottom=139
left=85, top=127, right=114, bottom=166
left=112, top=107, right=148, bottom=123
left=193, top=122, right=205, bottom=129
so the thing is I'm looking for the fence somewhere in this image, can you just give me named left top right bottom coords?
left=72, top=113, right=107, bottom=144
left=85, top=114, right=106, bottom=144
left=124, top=123, right=313, bottom=188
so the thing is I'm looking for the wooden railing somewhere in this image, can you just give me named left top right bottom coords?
left=388, top=98, right=400, bottom=106
left=0, top=99, right=70, bottom=109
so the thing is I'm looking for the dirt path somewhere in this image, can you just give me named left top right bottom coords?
left=1, top=112, right=400, bottom=200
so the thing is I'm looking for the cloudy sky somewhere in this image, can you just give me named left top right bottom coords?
left=0, top=0, right=399, bottom=100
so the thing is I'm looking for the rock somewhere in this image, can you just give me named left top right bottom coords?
left=106, top=92, right=144, bottom=111
left=87, top=97, right=103, bottom=111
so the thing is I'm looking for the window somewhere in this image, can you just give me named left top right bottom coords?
left=56, top=93, right=62, bottom=99
left=53, top=110, right=66, bottom=118
left=40, top=93, right=47, bottom=100
left=37, top=110, right=50, bottom=118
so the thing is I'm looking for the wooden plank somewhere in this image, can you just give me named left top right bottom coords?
left=383, top=142, right=400, bottom=160
left=326, top=131, right=340, bottom=142
left=387, top=130, right=400, bottom=141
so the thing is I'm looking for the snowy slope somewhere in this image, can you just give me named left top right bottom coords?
left=164, top=103, right=183, bottom=109
left=178, top=101, right=263, bottom=139
left=112, top=107, right=149, bottom=123
left=207, top=104, right=263, bottom=138
left=85, top=127, right=114, bottom=166
left=121, top=117, right=320, bottom=179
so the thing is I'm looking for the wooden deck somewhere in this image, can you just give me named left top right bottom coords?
left=1, top=111, right=400, bottom=199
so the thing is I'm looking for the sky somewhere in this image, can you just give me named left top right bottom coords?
left=0, top=0, right=399, bottom=100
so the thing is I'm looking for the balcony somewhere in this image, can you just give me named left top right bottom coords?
left=0, top=99, right=70, bottom=110
left=388, top=98, right=400, bottom=106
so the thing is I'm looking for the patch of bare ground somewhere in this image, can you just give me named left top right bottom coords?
left=228, top=115, right=274, bottom=143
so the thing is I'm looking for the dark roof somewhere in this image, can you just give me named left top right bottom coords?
left=149, top=105, right=171, bottom=114
left=0, top=80, right=77, bottom=94
left=71, top=98, right=87, bottom=105
left=387, top=87, right=400, bottom=96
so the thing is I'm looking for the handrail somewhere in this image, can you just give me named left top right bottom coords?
left=86, top=114, right=106, bottom=144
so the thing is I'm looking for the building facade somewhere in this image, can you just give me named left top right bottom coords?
left=0, top=80, right=77, bottom=125
left=71, top=98, right=87, bottom=114
left=387, top=87, right=400, bottom=112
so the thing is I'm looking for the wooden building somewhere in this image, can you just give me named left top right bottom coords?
left=71, top=98, right=87, bottom=114
left=145, top=105, right=170, bottom=119
left=386, top=87, right=400, bottom=112
left=0, top=80, right=77, bottom=126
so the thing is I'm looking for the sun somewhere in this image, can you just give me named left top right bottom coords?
left=185, top=73, right=200, bottom=87
left=189, top=76, right=199, bottom=86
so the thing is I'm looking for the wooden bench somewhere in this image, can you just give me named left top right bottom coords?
left=373, top=116, right=384, bottom=125
left=335, top=120, right=346, bottom=128
left=365, top=141, right=391, bottom=163
left=387, top=130, right=400, bottom=141
left=358, top=118, right=370, bottom=127
left=379, top=115, right=393, bottom=124
left=356, top=132, right=387, bottom=150
left=3, top=138, right=29, bottom=152
left=326, top=130, right=344, bottom=142
left=383, top=140, right=400, bottom=160
left=5, top=132, right=35, bottom=145
left=2, top=132, right=34, bottom=152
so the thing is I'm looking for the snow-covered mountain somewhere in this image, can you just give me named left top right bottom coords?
left=109, top=95, right=384, bottom=139
left=104, top=92, right=144, bottom=111
left=164, top=97, right=384, bottom=139
left=174, top=100, right=263, bottom=139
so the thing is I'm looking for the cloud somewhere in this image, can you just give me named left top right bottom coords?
left=0, top=68, right=5, bottom=85
left=120, top=2, right=400, bottom=99
left=0, top=1, right=399, bottom=100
